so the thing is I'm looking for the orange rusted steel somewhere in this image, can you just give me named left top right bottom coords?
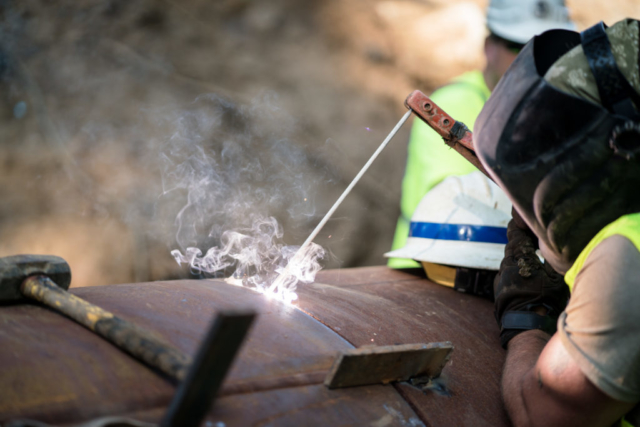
left=0, top=267, right=508, bottom=426
left=405, top=90, right=491, bottom=178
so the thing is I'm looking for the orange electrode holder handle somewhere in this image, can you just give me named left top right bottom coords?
left=404, top=90, right=491, bottom=178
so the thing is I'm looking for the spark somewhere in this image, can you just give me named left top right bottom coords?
left=224, top=276, right=298, bottom=305
left=172, top=216, right=323, bottom=307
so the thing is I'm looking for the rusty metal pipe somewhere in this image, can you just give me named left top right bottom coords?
left=0, top=270, right=509, bottom=426
left=22, top=275, right=192, bottom=381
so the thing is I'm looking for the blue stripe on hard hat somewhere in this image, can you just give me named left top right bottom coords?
left=409, top=222, right=508, bottom=244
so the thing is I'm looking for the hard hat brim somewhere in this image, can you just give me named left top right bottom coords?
left=385, top=238, right=505, bottom=271
left=489, top=20, right=576, bottom=45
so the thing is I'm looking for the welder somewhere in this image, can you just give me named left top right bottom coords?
left=389, top=0, right=575, bottom=268
left=475, top=18, right=640, bottom=426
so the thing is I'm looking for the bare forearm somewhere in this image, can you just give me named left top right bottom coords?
left=502, top=329, right=551, bottom=427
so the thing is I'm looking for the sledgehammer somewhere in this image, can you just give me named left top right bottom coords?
left=0, top=254, right=192, bottom=382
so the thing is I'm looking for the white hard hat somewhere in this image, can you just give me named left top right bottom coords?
left=385, top=171, right=512, bottom=271
left=487, top=0, right=575, bottom=45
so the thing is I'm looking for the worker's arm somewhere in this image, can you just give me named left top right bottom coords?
left=499, top=234, right=640, bottom=426
left=503, top=330, right=636, bottom=427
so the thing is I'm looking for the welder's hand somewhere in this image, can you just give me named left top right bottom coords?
left=493, top=212, right=569, bottom=348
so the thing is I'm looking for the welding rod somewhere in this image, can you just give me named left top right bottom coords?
left=269, top=110, right=412, bottom=291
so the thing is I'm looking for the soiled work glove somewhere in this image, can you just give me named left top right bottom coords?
left=494, top=210, right=569, bottom=348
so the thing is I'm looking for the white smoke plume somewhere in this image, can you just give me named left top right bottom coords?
left=171, top=217, right=324, bottom=304
left=159, top=93, right=326, bottom=302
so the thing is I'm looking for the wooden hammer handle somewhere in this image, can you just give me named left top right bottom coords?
left=21, top=275, right=192, bottom=381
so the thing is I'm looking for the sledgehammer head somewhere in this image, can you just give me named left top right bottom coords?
left=0, top=255, right=71, bottom=304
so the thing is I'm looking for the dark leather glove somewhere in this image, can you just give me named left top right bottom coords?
left=494, top=210, right=569, bottom=348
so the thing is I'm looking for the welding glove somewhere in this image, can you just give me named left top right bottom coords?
left=493, top=210, right=569, bottom=348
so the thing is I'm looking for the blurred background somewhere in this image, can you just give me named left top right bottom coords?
left=0, top=0, right=638, bottom=288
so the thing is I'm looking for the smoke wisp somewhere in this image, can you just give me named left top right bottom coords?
left=161, top=93, right=326, bottom=302
left=171, top=217, right=324, bottom=303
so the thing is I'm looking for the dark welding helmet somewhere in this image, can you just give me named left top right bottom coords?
left=474, top=20, right=640, bottom=274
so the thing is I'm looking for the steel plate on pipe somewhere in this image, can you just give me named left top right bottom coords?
left=298, top=266, right=509, bottom=426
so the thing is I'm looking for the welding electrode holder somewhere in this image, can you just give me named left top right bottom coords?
left=404, top=90, right=491, bottom=179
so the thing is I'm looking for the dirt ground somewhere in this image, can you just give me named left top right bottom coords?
left=0, top=0, right=638, bottom=287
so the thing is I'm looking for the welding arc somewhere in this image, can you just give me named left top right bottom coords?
left=269, top=110, right=413, bottom=292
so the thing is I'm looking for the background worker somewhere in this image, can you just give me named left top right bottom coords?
left=389, top=0, right=575, bottom=268
left=475, top=18, right=640, bottom=426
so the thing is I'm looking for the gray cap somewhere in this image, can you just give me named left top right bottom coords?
left=487, top=0, right=576, bottom=44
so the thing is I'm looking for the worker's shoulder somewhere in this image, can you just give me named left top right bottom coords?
left=431, top=71, right=489, bottom=104
left=576, top=234, right=640, bottom=299
left=588, top=233, right=640, bottom=270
